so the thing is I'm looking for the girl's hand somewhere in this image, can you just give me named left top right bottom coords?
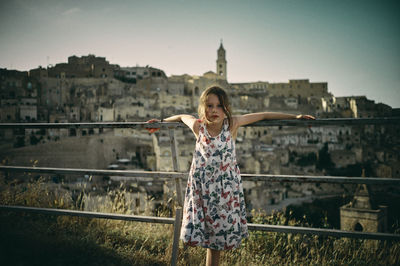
left=145, top=119, right=161, bottom=133
left=296, top=114, right=315, bottom=120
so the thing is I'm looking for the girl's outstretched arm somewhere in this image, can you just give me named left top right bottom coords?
left=231, top=112, right=315, bottom=138
left=146, top=114, right=200, bottom=137
left=234, top=112, right=315, bottom=127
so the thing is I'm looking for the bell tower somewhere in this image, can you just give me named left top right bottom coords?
left=216, top=40, right=227, bottom=80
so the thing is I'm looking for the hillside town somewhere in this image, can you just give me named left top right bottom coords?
left=1, top=43, right=399, bottom=225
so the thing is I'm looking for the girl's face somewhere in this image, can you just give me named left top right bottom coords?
left=205, top=93, right=225, bottom=123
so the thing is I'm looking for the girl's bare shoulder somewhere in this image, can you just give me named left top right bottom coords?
left=186, top=116, right=201, bottom=138
left=230, top=116, right=241, bottom=138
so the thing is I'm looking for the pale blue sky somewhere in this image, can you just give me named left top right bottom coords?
left=1, top=0, right=399, bottom=107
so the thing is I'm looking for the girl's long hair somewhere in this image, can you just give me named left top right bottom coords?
left=198, top=86, right=233, bottom=129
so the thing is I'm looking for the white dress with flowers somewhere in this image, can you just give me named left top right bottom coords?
left=180, top=119, right=248, bottom=250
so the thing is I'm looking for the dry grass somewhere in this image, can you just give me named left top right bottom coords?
left=0, top=175, right=399, bottom=265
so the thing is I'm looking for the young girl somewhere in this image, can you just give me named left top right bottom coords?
left=147, top=86, right=314, bottom=265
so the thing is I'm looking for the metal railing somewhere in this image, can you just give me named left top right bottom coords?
left=0, top=117, right=399, bottom=129
left=1, top=117, right=400, bottom=265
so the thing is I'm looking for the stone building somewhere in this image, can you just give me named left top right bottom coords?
left=330, top=150, right=357, bottom=168
left=97, top=105, right=115, bottom=122
left=114, top=66, right=167, bottom=83
left=1, top=69, right=40, bottom=120
left=0, top=68, right=30, bottom=99
left=340, top=183, right=387, bottom=232
left=19, top=97, right=37, bottom=121
left=231, top=79, right=331, bottom=99
left=0, top=99, right=18, bottom=122
left=30, top=55, right=118, bottom=79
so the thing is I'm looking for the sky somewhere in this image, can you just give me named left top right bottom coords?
left=1, top=0, right=399, bottom=108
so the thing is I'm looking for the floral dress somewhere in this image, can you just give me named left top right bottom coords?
left=180, top=119, right=248, bottom=250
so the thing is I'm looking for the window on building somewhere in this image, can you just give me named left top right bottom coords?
left=136, top=198, right=140, bottom=207
left=354, top=223, right=363, bottom=231
left=69, top=128, right=76, bottom=136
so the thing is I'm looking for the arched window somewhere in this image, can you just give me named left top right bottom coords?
left=354, top=222, right=363, bottom=231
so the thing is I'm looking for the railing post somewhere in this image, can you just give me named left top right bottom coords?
left=169, top=128, right=183, bottom=266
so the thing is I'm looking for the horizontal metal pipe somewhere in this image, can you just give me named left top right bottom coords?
left=247, top=223, right=400, bottom=241
left=0, top=205, right=174, bottom=224
left=0, top=121, right=185, bottom=129
left=241, top=173, right=400, bottom=184
left=1, top=166, right=398, bottom=185
left=0, top=117, right=399, bottom=129
left=0, top=166, right=186, bottom=179
left=1, top=205, right=399, bottom=241
left=251, top=117, right=400, bottom=127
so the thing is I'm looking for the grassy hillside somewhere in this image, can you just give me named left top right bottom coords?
left=0, top=176, right=399, bottom=265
